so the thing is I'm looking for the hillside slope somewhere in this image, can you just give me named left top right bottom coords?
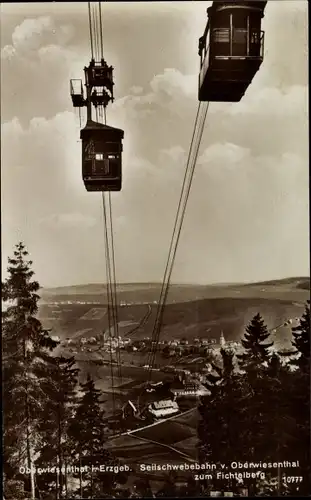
left=38, top=278, right=309, bottom=348
left=40, top=277, right=309, bottom=304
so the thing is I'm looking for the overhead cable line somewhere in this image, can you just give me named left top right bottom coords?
left=87, top=2, right=122, bottom=417
left=147, top=101, right=209, bottom=380
left=88, top=3, right=94, bottom=59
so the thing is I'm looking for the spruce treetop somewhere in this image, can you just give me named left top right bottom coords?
left=2, top=242, right=40, bottom=314
left=290, top=300, right=310, bottom=371
left=237, top=313, right=274, bottom=371
left=2, top=242, right=58, bottom=357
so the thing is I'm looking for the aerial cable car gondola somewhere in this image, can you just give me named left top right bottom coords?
left=70, top=58, right=124, bottom=192
left=198, top=1, right=267, bottom=102
left=80, top=119, right=124, bottom=192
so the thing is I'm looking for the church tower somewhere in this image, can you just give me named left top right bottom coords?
left=219, top=330, right=226, bottom=347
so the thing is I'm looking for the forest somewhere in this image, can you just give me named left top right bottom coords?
left=2, top=243, right=310, bottom=499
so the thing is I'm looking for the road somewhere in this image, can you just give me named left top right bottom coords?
left=107, top=407, right=197, bottom=464
left=108, top=407, right=196, bottom=440
left=130, top=432, right=196, bottom=463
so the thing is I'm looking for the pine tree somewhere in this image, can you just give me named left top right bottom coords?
left=258, top=354, right=298, bottom=494
left=234, top=315, right=274, bottom=490
left=198, top=348, right=248, bottom=493
left=198, top=321, right=292, bottom=495
left=285, top=301, right=310, bottom=495
left=68, top=374, right=125, bottom=498
left=289, top=301, right=310, bottom=372
left=2, top=242, right=59, bottom=499
left=237, top=314, right=298, bottom=494
left=35, top=356, right=79, bottom=498
left=237, top=313, right=274, bottom=372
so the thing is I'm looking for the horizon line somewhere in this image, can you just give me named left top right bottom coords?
left=40, top=276, right=310, bottom=290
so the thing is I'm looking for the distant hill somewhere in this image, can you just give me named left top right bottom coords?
left=41, top=282, right=164, bottom=295
left=296, top=279, right=310, bottom=290
left=40, top=277, right=309, bottom=305
left=241, top=277, right=310, bottom=289
left=38, top=277, right=309, bottom=349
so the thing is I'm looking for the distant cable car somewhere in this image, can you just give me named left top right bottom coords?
left=80, top=120, right=124, bottom=192
left=198, top=1, right=267, bottom=102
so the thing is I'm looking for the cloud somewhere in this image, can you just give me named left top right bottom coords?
left=227, top=85, right=308, bottom=118
left=1, top=16, right=74, bottom=59
left=12, top=16, right=52, bottom=51
left=129, top=86, right=143, bottom=95
left=2, top=64, right=309, bottom=285
left=260, top=1, right=308, bottom=89
left=150, top=68, right=196, bottom=100
left=39, top=213, right=97, bottom=229
left=1, top=1, right=309, bottom=286
left=2, top=96, right=309, bottom=285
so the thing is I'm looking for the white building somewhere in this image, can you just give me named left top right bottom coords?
left=171, top=382, right=209, bottom=398
left=148, top=400, right=179, bottom=418
left=51, top=335, right=60, bottom=343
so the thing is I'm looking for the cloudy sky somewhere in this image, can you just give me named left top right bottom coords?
left=1, top=1, right=309, bottom=287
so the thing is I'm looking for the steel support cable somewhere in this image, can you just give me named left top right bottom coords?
left=78, top=108, right=82, bottom=129
left=145, top=104, right=203, bottom=371
left=88, top=2, right=94, bottom=59
left=104, top=196, right=122, bottom=382
left=96, top=4, right=102, bottom=60
left=97, top=102, right=115, bottom=385
left=102, top=189, right=122, bottom=381
left=100, top=90, right=122, bottom=382
left=100, top=152, right=121, bottom=407
left=90, top=3, right=97, bottom=59
left=99, top=2, right=104, bottom=59
left=102, top=194, right=116, bottom=415
left=92, top=3, right=99, bottom=60
left=87, top=4, right=114, bottom=379
left=108, top=192, right=122, bottom=380
left=98, top=0, right=122, bottom=382
left=96, top=0, right=122, bottom=386
left=147, top=102, right=209, bottom=380
left=149, top=103, right=209, bottom=373
left=87, top=1, right=121, bottom=414
left=145, top=103, right=203, bottom=371
left=142, top=103, right=208, bottom=398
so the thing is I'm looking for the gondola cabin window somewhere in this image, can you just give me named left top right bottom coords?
left=212, top=10, right=230, bottom=57
left=94, top=153, right=110, bottom=175
left=232, top=10, right=249, bottom=57
left=209, top=6, right=264, bottom=59
left=213, top=28, right=230, bottom=56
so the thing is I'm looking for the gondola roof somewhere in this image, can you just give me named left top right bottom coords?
left=208, top=1, right=267, bottom=13
left=81, top=119, right=124, bottom=136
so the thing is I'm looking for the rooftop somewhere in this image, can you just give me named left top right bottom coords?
left=152, top=399, right=179, bottom=410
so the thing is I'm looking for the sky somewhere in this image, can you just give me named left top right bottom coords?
left=1, top=1, right=309, bottom=287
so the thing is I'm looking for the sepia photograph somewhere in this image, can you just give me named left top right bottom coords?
left=1, top=0, right=310, bottom=498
